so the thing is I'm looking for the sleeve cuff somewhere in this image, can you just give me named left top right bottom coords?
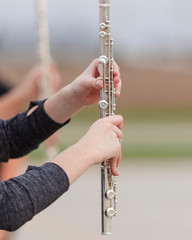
left=4, top=100, right=71, bottom=160
left=28, top=99, right=71, bottom=127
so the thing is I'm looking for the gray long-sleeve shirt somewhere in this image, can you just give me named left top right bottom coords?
left=0, top=100, right=70, bottom=231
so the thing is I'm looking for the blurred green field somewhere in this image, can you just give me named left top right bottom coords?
left=30, top=106, right=192, bottom=161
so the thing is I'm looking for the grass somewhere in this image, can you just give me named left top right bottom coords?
left=29, top=107, right=192, bottom=161
left=122, top=144, right=192, bottom=159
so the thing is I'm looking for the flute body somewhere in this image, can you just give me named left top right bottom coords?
left=98, top=0, right=117, bottom=235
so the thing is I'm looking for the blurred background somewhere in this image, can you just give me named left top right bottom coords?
left=0, top=0, right=192, bottom=239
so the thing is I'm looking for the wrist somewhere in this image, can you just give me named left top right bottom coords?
left=65, top=83, right=84, bottom=110
left=75, top=139, right=101, bottom=166
left=62, top=83, right=84, bottom=111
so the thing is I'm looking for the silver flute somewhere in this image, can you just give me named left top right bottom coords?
left=98, top=0, right=117, bottom=235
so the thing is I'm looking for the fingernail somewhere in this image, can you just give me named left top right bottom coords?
left=118, top=170, right=120, bottom=175
left=116, top=69, right=119, bottom=74
left=96, top=80, right=99, bottom=88
left=117, top=91, right=120, bottom=97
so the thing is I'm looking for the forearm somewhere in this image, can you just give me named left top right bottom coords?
left=44, top=84, right=83, bottom=124
left=0, top=162, right=69, bottom=231
left=51, top=143, right=93, bottom=185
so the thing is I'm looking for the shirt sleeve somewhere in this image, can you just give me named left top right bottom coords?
left=0, top=162, right=69, bottom=231
left=0, top=100, right=70, bottom=162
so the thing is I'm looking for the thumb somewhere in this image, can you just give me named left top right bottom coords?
left=85, top=59, right=99, bottom=77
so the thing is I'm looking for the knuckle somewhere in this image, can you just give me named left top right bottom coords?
left=119, top=132, right=123, bottom=139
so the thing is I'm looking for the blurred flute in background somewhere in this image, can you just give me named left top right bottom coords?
left=36, top=0, right=58, bottom=160
left=36, top=0, right=52, bottom=98
left=98, top=0, right=117, bottom=235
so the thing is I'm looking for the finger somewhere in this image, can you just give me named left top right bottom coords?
left=112, top=126, right=123, bottom=140
left=113, top=61, right=121, bottom=97
left=85, top=76, right=102, bottom=90
left=113, top=76, right=121, bottom=97
left=116, top=151, right=121, bottom=167
left=113, top=61, right=120, bottom=77
left=95, top=78, right=103, bottom=89
left=110, top=157, right=119, bottom=176
left=114, top=77, right=120, bottom=85
left=114, top=76, right=122, bottom=98
left=103, top=115, right=123, bottom=130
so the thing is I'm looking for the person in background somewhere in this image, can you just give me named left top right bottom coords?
left=0, top=64, right=59, bottom=240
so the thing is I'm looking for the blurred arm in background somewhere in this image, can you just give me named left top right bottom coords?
left=0, top=65, right=55, bottom=240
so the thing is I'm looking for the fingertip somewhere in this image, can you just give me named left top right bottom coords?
left=96, top=79, right=102, bottom=89
left=115, top=90, right=120, bottom=97
left=111, top=160, right=119, bottom=176
left=113, top=69, right=119, bottom=77
left=96, top=80, right=99, bottom=88
left=112, top=169, right=119, bottom=176
left=114, top=77, right=120, bottom=84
